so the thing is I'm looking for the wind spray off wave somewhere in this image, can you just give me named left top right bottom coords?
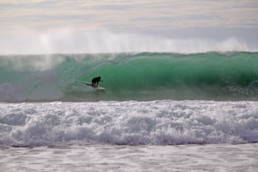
left=0, top=30, right=255, bottom=55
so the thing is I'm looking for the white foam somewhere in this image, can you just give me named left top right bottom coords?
left=0, top=100, right=258, bottom=146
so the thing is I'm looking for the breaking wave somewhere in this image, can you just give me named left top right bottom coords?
left=0, top=52, right=257, bottom=102
left=0, top=101, right=258, bottom=146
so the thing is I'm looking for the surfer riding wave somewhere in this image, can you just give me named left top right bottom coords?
left=91, top=76, right=103, bottom=88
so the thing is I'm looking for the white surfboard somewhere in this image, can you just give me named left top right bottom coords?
left=85, top=83, right=105, bottom=90
left=76, top=81, right=105, bottom=90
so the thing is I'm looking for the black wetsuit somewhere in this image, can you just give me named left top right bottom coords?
left=91, top=76, right=101, bottom=87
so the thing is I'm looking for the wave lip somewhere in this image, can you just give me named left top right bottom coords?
left=0, top=101, right=258, bottom=147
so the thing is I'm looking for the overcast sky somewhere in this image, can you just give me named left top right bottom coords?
left=1, top=0, right=258, bottom=54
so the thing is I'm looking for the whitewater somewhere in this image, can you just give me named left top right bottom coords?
left=1, top=100, right=258, bottom=146
left=1, top=51, right=258, bottom=171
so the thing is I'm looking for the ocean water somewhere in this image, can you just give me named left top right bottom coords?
left=1, top=144, right=258, bottom=171
left=0, top=52, right=258, bottom=171
left=0, top=52, right=257, bottom=102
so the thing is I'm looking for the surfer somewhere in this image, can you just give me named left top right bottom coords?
left=91, top=76, right=102, bottom=88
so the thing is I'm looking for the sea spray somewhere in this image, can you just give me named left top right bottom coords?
left=0, top=30, right=254, bottom=55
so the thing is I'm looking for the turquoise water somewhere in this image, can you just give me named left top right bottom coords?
left=0, top=52, right=257, bottom=101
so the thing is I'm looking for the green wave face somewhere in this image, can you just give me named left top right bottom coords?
left=79, top=52, right=258, bottom=101
left=0, top=52, right=258, bottom=101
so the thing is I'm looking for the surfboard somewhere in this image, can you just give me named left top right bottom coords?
left=86, top=83, right=105, bottom=90
left=76, top=81, right=105, bottom=90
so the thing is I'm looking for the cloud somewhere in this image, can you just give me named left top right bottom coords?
left=1, top=0, right=258, bottom=34
left=1, top=0, right=258, bottom=52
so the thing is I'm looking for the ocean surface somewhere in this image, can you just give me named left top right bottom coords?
left=0, top=52, right=257, bottom=102
left=0, top=52, right=258, bottom=171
